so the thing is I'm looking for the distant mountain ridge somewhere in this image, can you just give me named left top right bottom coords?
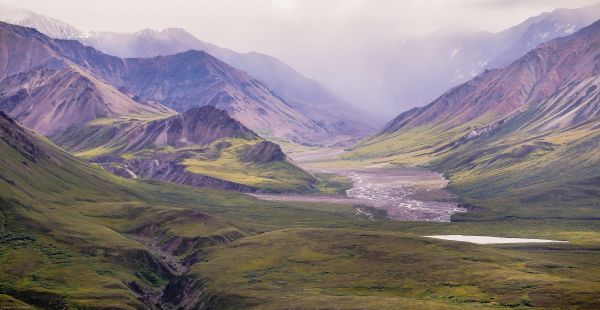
left=2, top=3, right=599, bottom=120
left=382, top=18, right=600, bottom=134
left=379, top=3, right=600, bottom=111
left=0, top=4, right=83, bottom=39
left=80, top=28, right=375, bottom=137
left=0, top=4, right=374, bottom=138
left=0, top=21, right=335, bottom=144
left=0, top=66, right=172, bottom=135
left=351, top=19, right=600, bottom=220
left=309, top=2, right=600, bottom=116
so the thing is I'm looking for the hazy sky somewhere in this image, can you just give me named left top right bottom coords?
left=3, top=0, right=597, bottom=62
left=2, top=0, right=598, bottom=115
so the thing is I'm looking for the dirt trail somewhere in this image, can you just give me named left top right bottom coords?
left=255, top=146, right=466, bottom=222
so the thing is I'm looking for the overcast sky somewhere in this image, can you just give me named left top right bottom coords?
left=2, top=0, right=597, bottom=59
left=1, top=0, right=598, bottom=115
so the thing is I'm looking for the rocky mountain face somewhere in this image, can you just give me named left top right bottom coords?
left=0, top=111, right=47, bottom=162
left=0, top=66, right=172, bottom=135
left=93, top=152, right=260, bottom=193
left=239, top=141, right=286, bottom=164
left=53, top=106, right=256, bottom=154
left=113, top=50, right=327, bottom=142
left=519, top=76, right=600, bottom=133
left=0, top=22, right=338, bottom=144
left=382, top=19, right=600, bottom=134
left=79, top=28, right=375, bottom=137
left=0, top=6, right=374, bottom=137
left=0, top=22, right=65, bottom=79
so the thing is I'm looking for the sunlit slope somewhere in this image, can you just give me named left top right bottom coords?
left=0, top=112, right=360, bottom=308
left=2, top=112, right=600, bottom=309
left=0, top=111, right=244, bottom=308
left=431, top=76, right=600, bottom=220
left=51, top=106, right=318, bottom=193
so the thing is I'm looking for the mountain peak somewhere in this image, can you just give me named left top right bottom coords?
left=0, top=5, right=84, bottom=39
left=0, top=65, right=173, bottom=135
left=178, top=105, right=257, bottom=143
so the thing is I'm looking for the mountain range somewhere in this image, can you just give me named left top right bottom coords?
left=1, top=3, right=600, bottom=309
left=351, top=19, right=600, bottom=220
left=3, top=4, right=599, bottom=120
left=51, top=105, right=318, bottom=193
left=0, top=21, right=336, bottom=144
left=392, top=3, right=600, bottom=104
left=0, top=21, right=328, bottom=193
left=0, top=4, right=374, bottom=138
left=297, top=2, right=600, bottom=116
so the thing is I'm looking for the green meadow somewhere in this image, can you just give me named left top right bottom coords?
left=0, top=110, right=599, bottom=309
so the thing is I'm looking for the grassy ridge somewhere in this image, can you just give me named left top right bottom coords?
left=193, top=227, right=600, bottom=309
left=346, top=109, right=600, bottom=221
left=52, top=117, right=321, bottom=193
left=2, top=118, right=600, bottom=308
left=0, top=119, right=378, bottom=308
left=183, top=139, right=317, bottom=193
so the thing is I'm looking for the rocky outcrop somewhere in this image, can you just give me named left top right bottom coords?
left=434, top=112, right=520, bottom=152
left=238, top=140, right=285, bottom=164
left=159, top=106, right=257, bottom=147
left=94, top=155, right=259, bottom=193
left=0, top=111, right=47, bottom=162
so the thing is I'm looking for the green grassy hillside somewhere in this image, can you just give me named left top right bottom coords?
left=0, top=114, right=343, bottom=308
left=2, top=113, right=600, bottom=309
left=50, top=112, right=320, bottom=194
left=348, top=115, right=600, bottom=219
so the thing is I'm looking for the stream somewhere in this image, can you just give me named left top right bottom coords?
left=253, top=147, right=467, bottom=222
left=341, top=167, right=465, bottom=221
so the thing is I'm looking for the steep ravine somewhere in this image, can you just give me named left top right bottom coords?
left=124, top=218, right=246, bottom=309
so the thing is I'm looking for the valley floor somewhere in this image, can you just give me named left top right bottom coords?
left=259, top=145, right=465, bottom=221
left=2, top=138, right=599, bottom=309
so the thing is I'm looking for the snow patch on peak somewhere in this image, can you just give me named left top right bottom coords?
left=0, top=4, right=84, bottom=39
